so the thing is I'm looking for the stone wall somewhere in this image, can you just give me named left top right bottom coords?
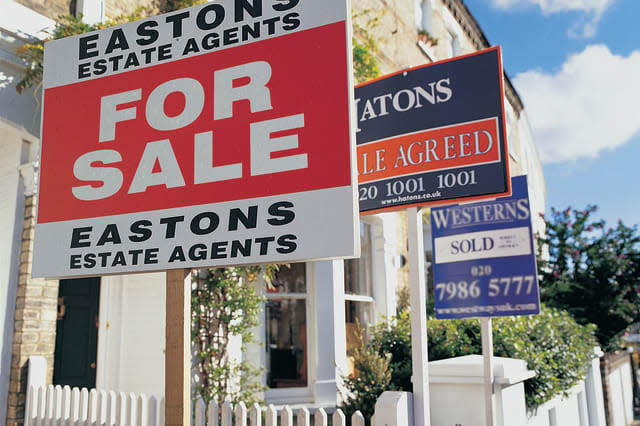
left=6, top=194, right=58, bottom=426
left=353, top=0, right=431, bottom=74
left=12, top=0, right=73, bottom=21
left=104, top=0, right=162, bottom=20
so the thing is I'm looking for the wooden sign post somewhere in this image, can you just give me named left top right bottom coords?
left=166, top=269, right=191, bottom=425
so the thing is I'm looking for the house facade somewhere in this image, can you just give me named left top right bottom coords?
left=0, top=0, right=546, bottom=425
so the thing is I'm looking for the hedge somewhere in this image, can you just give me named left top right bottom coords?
left=340, top=304, right=597, bottom=419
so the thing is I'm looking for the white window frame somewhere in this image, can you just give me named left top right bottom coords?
left=415, top=0, right=434, bottom=34
left=263, top=262, right=315, bottom=403
left=344, top=222, right=376, bottom=339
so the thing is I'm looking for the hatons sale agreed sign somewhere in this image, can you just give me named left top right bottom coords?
left=33, top=0, right=359, bottom=278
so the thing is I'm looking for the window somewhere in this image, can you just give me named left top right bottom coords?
left=415, top=0, right=433, bottom=34
left=446, top=30, right=461, bottom=58
left=265, top=263, right=308, bottom=388
left=344, top=223, right=375, bottom=374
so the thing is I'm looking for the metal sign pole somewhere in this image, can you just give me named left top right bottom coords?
left=408, top=206, right=431, bottom=426
left=481, top=317, right=494, bottom=426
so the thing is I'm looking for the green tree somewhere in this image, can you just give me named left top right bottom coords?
left=537, top=205, right=640, bottom=350
left=192, top=266, right=277, bottom=408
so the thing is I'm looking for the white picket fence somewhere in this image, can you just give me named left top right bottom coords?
left=25, top=384, right=367, bottom=426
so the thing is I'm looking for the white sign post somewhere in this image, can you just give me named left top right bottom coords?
left=481, top=317, right=494, bottom=426
left=408, top=206, right=430, bottom=426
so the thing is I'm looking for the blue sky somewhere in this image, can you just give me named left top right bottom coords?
left=462, top=0, right=640, bottom=228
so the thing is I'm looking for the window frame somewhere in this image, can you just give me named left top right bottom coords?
left=263, top=262, right=314, bottom=402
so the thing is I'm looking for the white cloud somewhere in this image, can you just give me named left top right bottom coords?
left=490, top=0, right=616, bottom=37
left=513, top=45, right=640, bottom=164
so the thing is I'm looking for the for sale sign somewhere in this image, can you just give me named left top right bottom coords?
left=355, top=47, right=511, bottom=213
left=430, top=175, right=540, bottom=319
left=33, top=0, right=359, bottom=278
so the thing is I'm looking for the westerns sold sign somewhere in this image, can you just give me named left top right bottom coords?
left=33, top=0, right=359, bottom=278
left=355, top=47, right=511, bottom=213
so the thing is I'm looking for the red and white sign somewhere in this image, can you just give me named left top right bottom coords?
left=33, top=0, right=359, bottom=278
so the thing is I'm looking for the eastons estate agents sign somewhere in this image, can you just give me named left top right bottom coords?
left=33, top=0, right=359, bottom=278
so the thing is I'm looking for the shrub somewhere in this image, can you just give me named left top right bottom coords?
left=339, top=327, right=392, bottom=425
left=370, top=311, right=414, bottom=391
left=493, top=307, right=598, bottom=407
left=345, top=305, right=597, bottom=413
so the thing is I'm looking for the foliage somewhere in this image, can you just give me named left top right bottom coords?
left=370, top=311, right=413, bottom=391
left=343, top=306, right=596, bottom=413
left=192, top=266, right=277, bottom=408
left=14, top=0, right=204, bottom=93
left=351, top=9, right=382, bottom=84
left=537, top=205, right=640, bottom=350
left=492, top=307, right=597, bottom=408
left=352, top=38, right=380, bottom=84
left=417, top=29, right=439, bottom=46
left=164, top=0, right=206, bottom=13
left=15, top=10, right=148, bottom=93
left=339, top=325, right=392, bottom=426
left=17, top=3, right=382, bottom=90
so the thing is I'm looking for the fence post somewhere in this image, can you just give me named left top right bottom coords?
left=313, top=408, right=327, bottom=426
left=265, top=405, right=277, bottom=426
left=585, top=348, right=606, bottom=426
left=206, top=400, right=218, bottom=426
left=234, top=401, right=247, bottom=426
left=296, top=407, right=309, bottom=426
left=249, top=403, right=261, bottom=426
left=351, top=411, right=365, bottom=426
left=374, top=391, right=414, bottom=426
left=332, top=409, right=345, bottom=426
left=221, top=401, right=233, bottom=426
left=281, top=406, right=293, bottom=426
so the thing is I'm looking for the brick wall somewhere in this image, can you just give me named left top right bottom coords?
left=6, top=195, right=58, bottom=426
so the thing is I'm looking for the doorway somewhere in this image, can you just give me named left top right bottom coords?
left=53, top=277, right=100, bottom=389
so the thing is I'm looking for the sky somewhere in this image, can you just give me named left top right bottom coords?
left=461, top=0, right=640, bottom=228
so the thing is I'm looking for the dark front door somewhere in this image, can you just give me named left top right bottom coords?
left=53, top=277, right=100, bottom=389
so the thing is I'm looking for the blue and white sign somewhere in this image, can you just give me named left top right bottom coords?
left=430, top=175, right=539, bottom=319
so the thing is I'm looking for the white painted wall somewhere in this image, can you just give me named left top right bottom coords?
left=0, top=118, right=38, bottom=426
left=369, top=213, right=400, bottom=322
left=606, top=356, right=635, bottom=426
left=428, top=355, right=534, bottom=426
left=0, top=6, right=52, bottom=425
left=312, top=260, right=347, bottom=407
left=96, top=272, right=166, bottom=396
left=0, top=1, right=54, bottom=137
left=517, top=111, right=547, bottom=238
